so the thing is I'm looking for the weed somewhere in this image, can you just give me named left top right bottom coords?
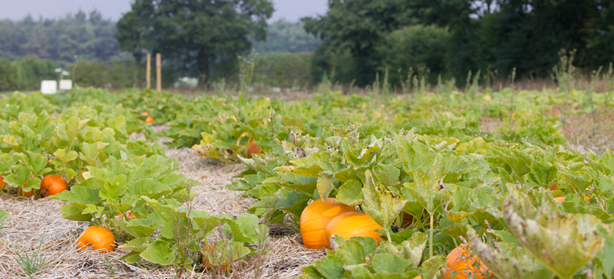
left=552, top=49, right=577, bottom=92
left=171, top=181, right=200, bottom=279
left=466, top=69, right=481, bottom=98
left=12, top=238, right=48, bottom=279
left=238, top=50, right=260, bottom=92
left=604, top=63, right=613, bottom=107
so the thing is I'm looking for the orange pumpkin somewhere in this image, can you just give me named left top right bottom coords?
left=443, top=244, right=493, bottom=279
left=118, top=103, right=123, bottom=107
left=117, top=210, right=136, bottom=219
left=40, top=174, right=67, bottom=197
left=326, top=212, right=383, bottom=245
left=18, top=182, right=34, bottom=197
left=77, top=226, right=115, bottom=253
left=145, top=116, right=154, bottom=124
left=300, top=198, right=357, bottom=249
left=554, top=196, right=566, bottom=203
left=246, top=139, right=263, bottom=158
left=141, top=112, right=149, bottom=116
left=0, top=175, right=5, bottom=189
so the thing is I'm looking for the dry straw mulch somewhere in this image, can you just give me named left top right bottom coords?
left=0, top=147, right=324, bottom=278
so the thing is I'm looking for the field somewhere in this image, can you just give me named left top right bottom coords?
left=1, top=86, right=614, bottom=279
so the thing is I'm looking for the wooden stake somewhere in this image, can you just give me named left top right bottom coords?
left=146, top=53, right=151, bottom=89
left=156, top=53, right=162, bottom=91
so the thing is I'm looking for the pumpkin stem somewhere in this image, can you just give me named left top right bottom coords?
left=429, top=212, right=434, bottom=259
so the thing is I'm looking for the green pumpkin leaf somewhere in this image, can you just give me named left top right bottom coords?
left=140, top=240, right=176, bottom=265
left=372, top=253, right=411, bottom=274
left=336, top=179, right=364, bottom=206
left=313, top=255, right=345, bottom=279
left=399, top=232, right=428, bottom=267
left=317, top=172, right=335, bottom=202
left=468, top=229, right=555, bottom=279
left=363, top=170, right=407, bottom=233
left=502, top=195, right=605, bottom=279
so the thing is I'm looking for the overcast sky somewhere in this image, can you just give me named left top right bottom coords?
left=0, top=0, right=328, bottom=22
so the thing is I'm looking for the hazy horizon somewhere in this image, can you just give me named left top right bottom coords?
left=0, top=0, right=328, bottom=22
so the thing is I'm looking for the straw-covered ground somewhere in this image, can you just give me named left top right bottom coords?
left=0, top=129, right=325, bottom=279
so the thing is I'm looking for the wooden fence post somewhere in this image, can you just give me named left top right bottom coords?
left=146, top=53, right=151, bottom=89
left=156, top=53, right=162, bottom=91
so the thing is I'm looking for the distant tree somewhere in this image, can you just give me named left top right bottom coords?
left=0, top=11, right=122, bottom=63
left=116, top=0, right=274, bottom=80
left=302, top=0, right=412, bottom=85
left=250, top=19, right=322, bottom=53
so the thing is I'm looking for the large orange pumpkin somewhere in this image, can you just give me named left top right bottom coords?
left=326, top=212, right=383, bottom=245
left=40, top=175, right=67, bottom=197
left=300, top=198, right=357, bottom=249
left=77, top=226, right=115, bottom=253
left=246, top=139, right=263, bottom=158
left=443, top=244, right=493, bottom=279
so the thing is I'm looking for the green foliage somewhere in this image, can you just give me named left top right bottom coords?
left=13, top=57, right=59, bottom=91
left=251, top=19, right=322, bottom=54
left=0, top=58, right=18, bottom=92
left=378, top=25, right=452, bottom=85
left=68, top=59, right=145, bottom=89
left=254, top=52, right=313, bottom=89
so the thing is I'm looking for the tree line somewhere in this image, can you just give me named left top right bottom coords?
left=2, top=0, right=613, bottom=91
left=303, top=0, right=614, bottom=87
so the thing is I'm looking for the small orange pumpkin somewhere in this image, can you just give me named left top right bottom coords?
left=118, top=103, right=123, bottom=107
left=145, top=116, right=154, bottom=124
left=300, top=198, right=357, bottom=249
left=326, top=212, right=383, bottom=245
left=18, top=182, right=34, bottom=197
left=0, top=175, right=5, bottom=189
left=443, top=244, right=493, bottom=279
left=77, top=226, right=115, bottom=253
left=117, top=210, right=136, bottom=219
left=554, top=196, right=566, bottom=203
left=141, top=112, right=149, bottom=116
left=246, top=138, right=263, bottom=158
left=40, top=174, right=67, bottom=197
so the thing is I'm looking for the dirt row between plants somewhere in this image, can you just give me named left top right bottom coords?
left=0, top=147, right=324, bottom=279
